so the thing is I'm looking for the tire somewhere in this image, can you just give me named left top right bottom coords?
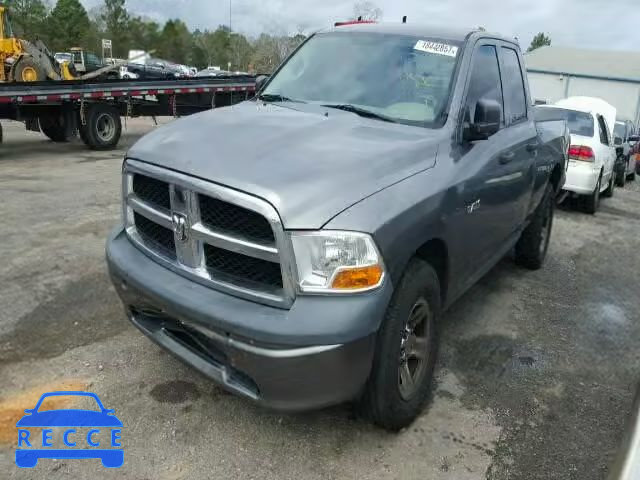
left=603, top=171, right=615, bottom=197
left=615, top=160, right=626, bottom=188
left=78, top=103, right=121, bottom=150
left=358, top=259, right=439, bottom=431
left=583, top=174, right=601, bottom=214
left=515, top=183, right=554, bottom=270
left=39, top=116, right=73, bottom=142
left=628, top=170, right=636, bottom=182
left=13, top=57, right=45, bottom=82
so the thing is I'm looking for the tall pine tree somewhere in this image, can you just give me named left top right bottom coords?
left=47, top=0, right=91, bottom=52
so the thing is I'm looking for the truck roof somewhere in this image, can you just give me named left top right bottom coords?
left=323, top=22, right=516, bottom=45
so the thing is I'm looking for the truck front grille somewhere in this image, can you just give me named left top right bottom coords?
left=198, top=195, right=275, bottom=244
left=204, top=244, right=283, bottom=288
left=133, top=174, right=171, bottom=210
left=133, top=212, right=176, bottom=260
left=123, top=160, right=295, bottom=309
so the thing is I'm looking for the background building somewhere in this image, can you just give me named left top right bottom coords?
left=525, top=46, right=640, bottom=125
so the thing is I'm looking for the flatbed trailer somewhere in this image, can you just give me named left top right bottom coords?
left=0, top=76, right=256, bottom=150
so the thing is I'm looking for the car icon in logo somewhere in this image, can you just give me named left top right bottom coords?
left=15, top=391, right=123, bottom=468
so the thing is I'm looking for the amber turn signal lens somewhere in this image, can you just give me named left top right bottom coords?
left=330, top=265, right=383, bottom=290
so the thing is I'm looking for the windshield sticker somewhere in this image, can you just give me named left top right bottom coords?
left=413, top=40, right=458, bottom=57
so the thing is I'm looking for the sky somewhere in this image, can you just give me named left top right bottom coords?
left=81, top=0, right=640, bottom=52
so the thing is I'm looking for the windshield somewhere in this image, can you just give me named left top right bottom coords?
left=614, top=122, right=626, bottom=139
left=262, top=32, right=462, bottom=128
left=535, top=107, right=594, bottom=137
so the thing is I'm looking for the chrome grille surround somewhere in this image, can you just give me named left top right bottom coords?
left=122, top=159, right=296, bottom=309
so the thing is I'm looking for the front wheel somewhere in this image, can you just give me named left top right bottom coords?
left=358, top=259, right=439, bottom=431
left=515, top=183, right=554, bottom=270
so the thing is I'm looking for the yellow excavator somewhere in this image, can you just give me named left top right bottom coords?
left=0, top=5, right=122, bottom=82
left=0, top=5, right=77, bottom=81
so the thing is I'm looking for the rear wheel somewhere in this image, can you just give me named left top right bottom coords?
left=14, top=57, right=45, bottom=82
left=39, top=116, right=74, bottom=142
left=358, top=259, right=439, bottom=431
left=583, top=174, right=601, bottom=214
left=628, top=170, right=636, bottom=182
left=615, top=159, right=626, bottom=187
left=78, top=103, right=121, bottom=150
left=603, top=171, right=615, bottom=197
left=515, top=183, right=554, bottom=270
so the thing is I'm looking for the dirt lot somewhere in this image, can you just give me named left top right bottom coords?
left=1, top=118, right=639, bottom=479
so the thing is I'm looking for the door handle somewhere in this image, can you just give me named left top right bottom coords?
left=499, top=152, right=515, bottom=164
left=526, top=142, right=539, bottom=152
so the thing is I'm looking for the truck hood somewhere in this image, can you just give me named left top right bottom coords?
left=127, top=101, right=440, bottom=229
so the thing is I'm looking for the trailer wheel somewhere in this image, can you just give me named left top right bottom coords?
left=79, top=104, right=122, bottom=150
left=14, top=57, right=46, bottom=82
left=39, top=116, right=73, bottom=142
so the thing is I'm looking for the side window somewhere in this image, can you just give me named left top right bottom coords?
left=597, top=115, right=610, bottom=145
left=87, top=53, right=101, bottom=66
left=464, top=45, right=504, bottom=129
left=500, top=47, right=527, bottom=123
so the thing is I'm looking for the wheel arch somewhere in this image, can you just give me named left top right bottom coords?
left=550, top=163, right=563, bottom=193
left=412, top=238, right=449, bottom=306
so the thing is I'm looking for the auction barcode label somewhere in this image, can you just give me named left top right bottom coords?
left=413, top=40, right=459, bottom=57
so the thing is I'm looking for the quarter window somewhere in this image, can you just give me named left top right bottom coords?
left=597, top=115, right=610, bottom=145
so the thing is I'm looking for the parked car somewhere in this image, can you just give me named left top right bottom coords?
left=106, top=23, right=568, bottom=430
left=120, top=60, right=182, bottom=80
left=536, top=97, right=617, bottom=213
left=613, top=120, right=637, bottom=186
left=194, top=68, right=233, bottom=77
left=607, top=384, right=640, bottom=480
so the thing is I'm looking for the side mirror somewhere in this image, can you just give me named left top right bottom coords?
left=614, top=136, right=623, bottom=146
left=255, top=74, right=270, bottom=93
left=464, top=98, right=501, bottom=141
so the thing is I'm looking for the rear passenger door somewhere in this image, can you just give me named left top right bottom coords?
left=497, top=44, right=539, bottom=223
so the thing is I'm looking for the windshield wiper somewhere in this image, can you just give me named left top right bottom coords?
left=258, top=93, right=304, bottom=103
left=321, top=104, right=397, bottom=123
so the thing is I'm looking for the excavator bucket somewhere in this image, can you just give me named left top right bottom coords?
left=19, top=39, right=63, bottom=81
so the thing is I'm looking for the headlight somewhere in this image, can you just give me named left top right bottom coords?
left=290, top=231, right=385, bottom=293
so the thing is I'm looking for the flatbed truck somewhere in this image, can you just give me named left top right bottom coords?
left=0, top=75, right=256, bottom=150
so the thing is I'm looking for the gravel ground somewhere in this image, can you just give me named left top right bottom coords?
left=1, top=119, right=639, bottom=479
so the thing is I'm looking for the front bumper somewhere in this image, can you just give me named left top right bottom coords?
left=106, top=228, right=392, bottom=410
left=563, top=160, right=600, bottom=195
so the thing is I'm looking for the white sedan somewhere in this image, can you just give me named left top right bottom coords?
left=537, top=97, right=617, bottom=214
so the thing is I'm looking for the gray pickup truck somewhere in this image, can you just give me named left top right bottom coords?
left=106, top=23, right=568, bottom=430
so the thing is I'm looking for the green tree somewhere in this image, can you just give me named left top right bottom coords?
left=47, top=0, right=91, bottom=51
left=6, top=0, right=49, bottom=42
left=158, top=19, right=191, bottom=64
left=191, top=27, right=232, bottom=69
left=127, top=16, right=160, bottom=54
left=230, top=33, right=252, bottom=71
left=527, top=32, right=551, bottom=52
left=101, top=0, right=129, bottom=57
